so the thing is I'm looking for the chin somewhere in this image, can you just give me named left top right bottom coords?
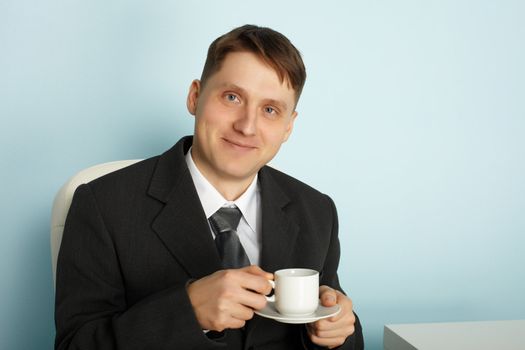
left=219, top=162, right=261, bottom=180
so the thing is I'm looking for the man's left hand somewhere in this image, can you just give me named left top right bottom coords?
left=306, top=285, right=356, bottom=349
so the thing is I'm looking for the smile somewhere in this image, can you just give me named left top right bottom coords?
left=223, top=138, right=257, bottom=150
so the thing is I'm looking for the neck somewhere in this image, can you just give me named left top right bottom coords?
left=209, top=176, right=254, bottom=201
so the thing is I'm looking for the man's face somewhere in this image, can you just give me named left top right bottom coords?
left=187, top=51, right=298, bottom=188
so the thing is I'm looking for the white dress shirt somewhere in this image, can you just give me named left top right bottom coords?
left=185, top=148, right=262, bottom=266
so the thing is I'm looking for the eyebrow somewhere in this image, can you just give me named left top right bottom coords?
left=220, top=83, right=289, bottom=111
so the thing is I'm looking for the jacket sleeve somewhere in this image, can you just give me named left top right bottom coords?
left=302, top=195, right=364, bottom=350
left=54, top=184, right=219, bottom=350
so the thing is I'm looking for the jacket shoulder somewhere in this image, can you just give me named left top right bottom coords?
left=261, top=165, right=331, bottom=203
left=87, top=156, right=160, bottom=195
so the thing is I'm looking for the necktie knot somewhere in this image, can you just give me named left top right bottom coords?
left=209, top=206, right=250, bottom=269
left=209, top=207, right=242, bottom=234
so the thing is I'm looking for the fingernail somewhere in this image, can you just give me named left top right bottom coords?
left=326, top=294, right=336, bottom=302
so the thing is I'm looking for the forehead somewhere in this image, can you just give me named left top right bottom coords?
left=205, top=51, right=297, bottom=107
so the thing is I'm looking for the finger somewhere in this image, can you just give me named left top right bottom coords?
left=242, top=265, right=274, bottom=280
left=234, top=286, right=268, bottom=310
left=219, top=269, right=271, bottom=295
left=206, top=300, right=248, bottom=331
left=319, top=285, right=337, bottom=306
left=216, top=314, right=245, bottom=331
left=309, top=322, right=355, bottom=339
left=310, top=306, right=355, bottom=332
left=237, top=270, right=273, bottom=295
left=308, top=320, right=351, bottom=348
left=311, top=318, right=332, bottom=331
left=228, top=318, right=246, bottom=330
left=329, top=291, right=353, bottom=322
left=329, top=307, right=349, bottom=323
left=229, top=303, right=256, bottom=321
left=310, top=318, right=340, bottom=334
left=308, top=332, right=347, bottom=349
left=317, top=309, right=355, bottom=331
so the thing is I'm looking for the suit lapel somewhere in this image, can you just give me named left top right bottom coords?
left=246, top=167, right=301, bottom=345
left=148, top=137, right=222, bottom=279
left=258, top=166, right=300, bottom=274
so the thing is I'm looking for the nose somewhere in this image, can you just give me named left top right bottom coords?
left=233, top=105, right=257, bottom=136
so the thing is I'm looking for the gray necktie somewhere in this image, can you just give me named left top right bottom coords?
left=209, top=207, right=250, bottom=269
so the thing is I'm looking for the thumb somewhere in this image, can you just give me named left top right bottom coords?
left=319, top=285, right=337, bottom=306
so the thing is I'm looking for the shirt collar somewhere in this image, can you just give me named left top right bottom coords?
left=185, top=147, right=259, bottom=231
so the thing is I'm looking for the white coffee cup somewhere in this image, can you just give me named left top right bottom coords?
left=267, top=268, right=319, bottom=316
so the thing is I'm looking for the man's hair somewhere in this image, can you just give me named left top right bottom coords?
left=200, top=24, right=307, bottom=104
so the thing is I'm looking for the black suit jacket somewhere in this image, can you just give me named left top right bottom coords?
left=55, top=136, right=364, bottom=350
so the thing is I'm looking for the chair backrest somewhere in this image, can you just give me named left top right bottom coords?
left=50, top=159, right=142, bottom=285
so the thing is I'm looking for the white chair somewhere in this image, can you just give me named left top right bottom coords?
left=50, top=160, right=142, bottom=285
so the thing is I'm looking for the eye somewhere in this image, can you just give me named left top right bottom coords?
left=225, top=93, right=240, bottom=103
left=264, top=106, right=276, bottom=115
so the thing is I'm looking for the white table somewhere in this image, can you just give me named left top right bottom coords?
left=384, top=320, right=525, bottom=350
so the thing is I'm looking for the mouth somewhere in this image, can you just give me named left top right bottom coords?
left=222, top=138, right=257, bottom=150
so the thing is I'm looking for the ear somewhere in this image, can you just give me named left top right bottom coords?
left=282, top=111, right=298, bottom=143
left=186, top=79, right=201, bottom=116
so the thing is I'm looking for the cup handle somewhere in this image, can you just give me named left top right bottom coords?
left=266, top=280, right=275, bottom=302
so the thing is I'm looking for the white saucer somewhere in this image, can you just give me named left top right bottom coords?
left=255, top=301, right=341, bottom=324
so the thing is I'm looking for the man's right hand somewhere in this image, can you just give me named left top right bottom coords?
left=186, top=265, right=273, bottom=332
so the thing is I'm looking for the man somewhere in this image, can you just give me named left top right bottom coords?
left=55, top=24, right=364, bottom=349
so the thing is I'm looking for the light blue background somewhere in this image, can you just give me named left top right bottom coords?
left=1, top=1, right=524, bottom=349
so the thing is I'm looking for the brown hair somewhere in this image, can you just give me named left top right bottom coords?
left=200, top=24, right=307, bottom=104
